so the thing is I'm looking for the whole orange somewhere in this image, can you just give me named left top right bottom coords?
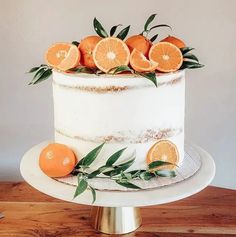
left=79, top=35, right=102, bottom=68
left=125, top=35, right=152, bottom=57
left=160, top=36, right=186, bottom=49
left=39, top=143, right=76, bottom=178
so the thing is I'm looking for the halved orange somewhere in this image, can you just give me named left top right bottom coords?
left=146, top=140, right=179, bottom=170
left=39, top=143, right=77, bottom=177
left=149, top=42, right=183, bottom=73
left=93, top=37, right=130, bottom=72
left=45, top=43, right=80, bottom=71
left=130, top=49, right=157, bottom=72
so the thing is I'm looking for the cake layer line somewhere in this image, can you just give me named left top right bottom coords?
left=55, top=127, right=183, bottom=144
left=53, top=76, right=183, bottom=93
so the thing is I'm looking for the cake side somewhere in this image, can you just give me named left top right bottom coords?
left=53, top=70, right=185, bottom=172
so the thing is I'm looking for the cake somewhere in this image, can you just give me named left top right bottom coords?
left=28, top=14, right=203, bottom=200
left=53, top=70, right=185, bottom=172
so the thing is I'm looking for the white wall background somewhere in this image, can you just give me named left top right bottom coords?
left=0, top=0, right=235, bottom=189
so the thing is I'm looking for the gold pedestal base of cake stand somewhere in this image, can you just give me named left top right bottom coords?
left=90, top=206, right=142, bottom=234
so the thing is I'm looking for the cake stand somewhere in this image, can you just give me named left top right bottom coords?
left=20, top=141, right=215, bottom=234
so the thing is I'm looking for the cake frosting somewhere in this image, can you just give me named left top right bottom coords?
left=53, top=70, right=185, bottom=172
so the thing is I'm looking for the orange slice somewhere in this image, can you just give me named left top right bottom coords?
left=149, top=42, right=183, bottom=73
left=93, top=37, right=130, bottom=72
left=39, top=143, right=77, bottom=177
left=130, top=49, right=158, bottom=72
left=45, top=43, right=80, bottom=71
left=146, top=140, right=179, bottom=170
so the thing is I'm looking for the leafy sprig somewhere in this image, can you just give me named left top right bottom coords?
left=28, top=64, right=52, bottom=85
left=93, top=18, right=130, bottom=40
left=180, top=47, right=204, bottom=69
left=141, top=14, right=172, bottom=42
left=72, top=143, right=176, bottom=203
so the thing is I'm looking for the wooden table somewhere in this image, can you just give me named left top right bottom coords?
left=0, top=182, right=235, bottom=237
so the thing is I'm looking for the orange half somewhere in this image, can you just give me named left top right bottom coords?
left=146, top=140, right=179, bottom=170
left=149, top=42, right=183, bottom=73
left=130, top=49, right=158, bottom=72
left=93, top=37, right=130, bottom=73
left=45, top=43, right=80, bottom=71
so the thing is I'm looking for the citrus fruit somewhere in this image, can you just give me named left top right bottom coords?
left=146, top=140, right=179, bottom=170
left=79, top=35, right=102, bottom=68
left=161, top=35, right=186, bottom=48
left=149, top=42, right=183, bottom=72
left=93, top=37, right=130, bottom=72
left=125, top=35, right=152, bottom=57
left=130, top=49, right=157, bottom=72
left=39, top=143, right=76, bottom=177
left=45, top=43, right=80, bottom=71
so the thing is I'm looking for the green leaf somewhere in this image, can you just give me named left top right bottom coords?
left=154, top=170, right=176, bottom=177
left=72, top=41, right=79, bottom=47
left=120, top=171, right=132, bottom=181
left=108, top=158, right=135, bottom=177
left=73, top=177, right=88, bottom=199
left=93, top=17, right=108, bottom=38
left=32, top=67, right=45, bottom=79
left=69, top=67, right=94, bottom=74
left=110, top=24, right=122, bottom=36
left=149, top=24, right=172, bottom=31
left=183, top=53, right=199, bottom=62
left=106, top=148, right=127, bottom=166
left=144, top=14, right=157, bottom=32
left=128, top=169, right=146, bottom=178
left=139, top=171, right=154, bottom=180
left=29, top=68, right=52, bottom=85
left=113, top=65, right=133, bottom=74
left=116, top=180, right=141, bottom=189
left=87, top=165, right=109, bottom=178
left=150, top=34, right=158, bottom=42
left=180, top=61, right=204, bottom=69
left=137, top=72, right=157, bottom=87
left=108, top=65, right=133, bottom=74
left=28, top=66, right=40, bottom=73
left=148, top=160, right=174, bottom=170
left=89, top=186, right=96, bottom=204
left=180, top=47, right=195, bottom=55
left=76, top=143, right=105, bottom=168
left=116, top=25, right=130, bottom=40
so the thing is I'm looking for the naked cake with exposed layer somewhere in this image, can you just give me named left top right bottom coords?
left=53, top=70, right=185, bottom=172
left=28, top=14, right=203, bottom=200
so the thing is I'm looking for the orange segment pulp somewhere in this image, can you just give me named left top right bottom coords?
left=149, top=42, right=183, bottom=73
left=130, top=49, right=157, bottom=72
left=39, top=143, right=77, bottom=177
left=146, top=140, right=179, bottom=170
left=45, top=43, right=80, bottom=71
left=93, top=37, right=130, bottom=72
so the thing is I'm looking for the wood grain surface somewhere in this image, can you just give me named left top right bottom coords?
left=0, top=182, right=235, bottom=237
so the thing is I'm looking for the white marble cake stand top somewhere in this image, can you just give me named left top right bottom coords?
left=20, top=141, right=215, bottom=207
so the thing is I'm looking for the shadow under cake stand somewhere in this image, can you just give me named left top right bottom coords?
left=20, top=141, right=215, bottom=234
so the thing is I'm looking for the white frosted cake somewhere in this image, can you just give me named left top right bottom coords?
left=28, top=14, right=204, bottom=199
left=53, top=70, right=185, bottom=172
